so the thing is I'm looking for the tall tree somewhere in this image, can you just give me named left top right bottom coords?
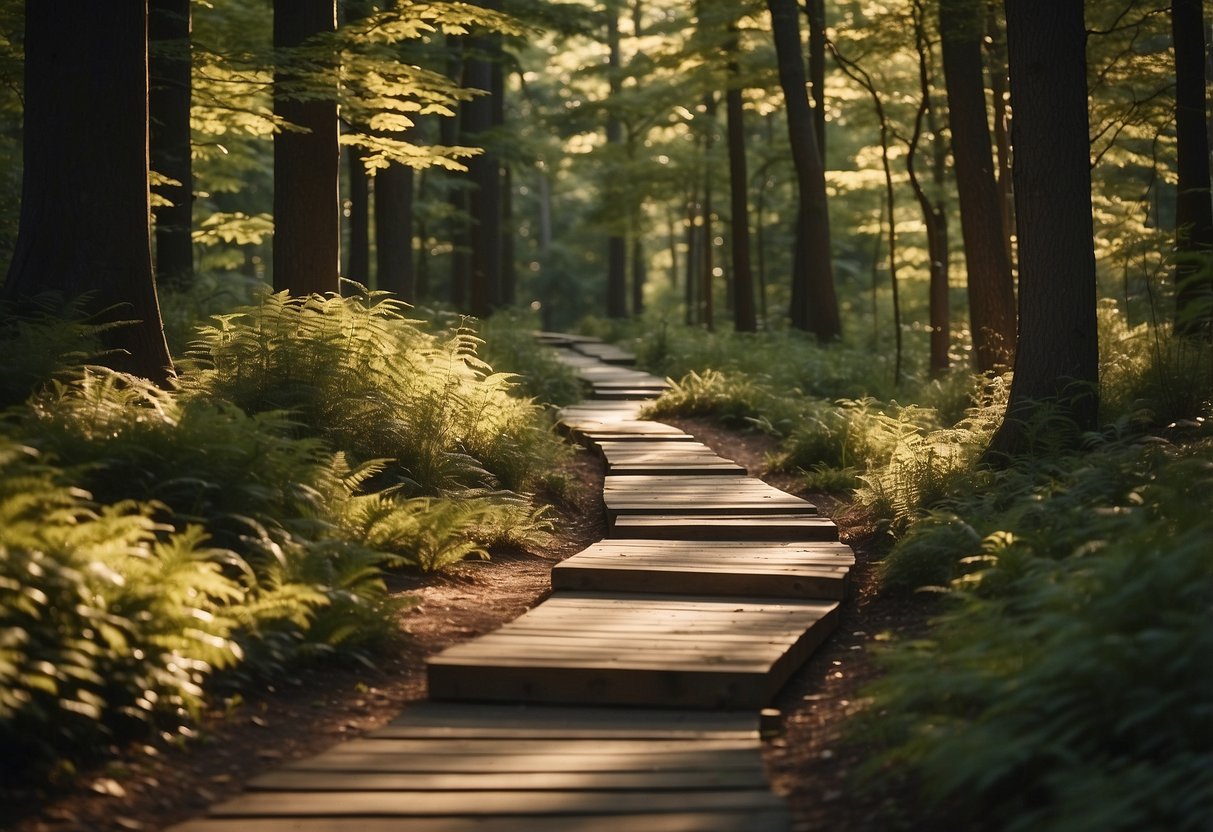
left=986, top=0, right=1098, bottom=458
left=149, top=0, right=194, bottom=290
left=909, top=0, right=951, bottom=376
left=939, top=0, right=1016, bottom=372
left=768, top=0, right=840, bottom=340
left=804, top=0, right=826, bottom=157
left=463, top=1, right=504, bottom=318
left=273, top=0, right=340, bottom=296
left=725, top=14, right=757, bottom=333
left=375, top=164, right=415, bottom=299
left=346, top=147, right=371, bottom=285
left=1171, top=0, right=1213, bottom=337
left=605, top=4, right=628, bottom=319
left=4, top=3, right=173, bottom=383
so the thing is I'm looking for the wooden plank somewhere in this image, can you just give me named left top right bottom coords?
left=209, top=789, right=786, bottom=818
left=273, top=749, right=765, bottom=774
left=247, top=768, right=771, bottom=792
left=612, top=513, right=839, bottom=541
left=427, top=595, right=839, bottom=708
left=377, top=702, right=759, bottom=739
left=552, top=539, right=852, bottom=598
left=170, top=809, right=792, bottom=832
left=302, top=737, right=759, bottom=756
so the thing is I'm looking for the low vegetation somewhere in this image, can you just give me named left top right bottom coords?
left=626, top=310, right=1213, bottom=831
left=0, top=290, right=564, bottom=784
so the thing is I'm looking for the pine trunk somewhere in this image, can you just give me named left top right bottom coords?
left=768, top=0, right=840, bottom=340
left=4, top=3, right=173, bottom=383
left=273, top=0, right=340, bottom=296
left=940, top=0, right=1016, bottom=372
left=375, top=163, right=415, bottom=301
left=986, top=0, right=1098, bottom=459
left=1172, top=0, right=1213, bottom=337
left=149, top=0, right=194, bottom=291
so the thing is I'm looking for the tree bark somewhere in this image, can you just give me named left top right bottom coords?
left=768, top=0, right=840, bottom=340
left=4, top=3, right=172, bottom=383
left=463, top=3, right=503, bottom=318
left=149, top=0, right=193, bottom=291
left=911, top=0, right=950, bottom=376
left=273, top=0, right=340, bottom=296
left=986, top=0, right=1098, bottom=459
left=346, top=147, right=370, bottom=286
left=985, top=2, right=1015, bottom=267
left=940, top=0, right=1016, bottom=371
left=1172, top=0, right=1213, bottom=337
left=605, top=7, right=628, bottom=319
left=726, top=21, right=757, bottom=333
left=805, top=0, right=827, bottom=158
left=375, top=163, right=415, bottom=300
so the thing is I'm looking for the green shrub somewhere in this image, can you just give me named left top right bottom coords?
left=642, top=368, right=799, bottom=430
left=0, top=439, right=242, bottom=781
left=478, top=310, right=583, bottom=406
left=179, top=290, right=561, bottom=494
left=861, top=441, right=1213, bottom=831
left=0, top=295, right=107, bottom=409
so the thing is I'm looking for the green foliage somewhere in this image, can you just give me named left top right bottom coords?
left=478, top=310, right=583, bottom=406
left=0, top=296, right=108, bottom=408
left=861, top=441, right=1213, bottom=832
left=178, top=290, right=560, bottom=494
left=643, top=368, right=799, bottom=430
left=0, top=438, right=242, bottom=780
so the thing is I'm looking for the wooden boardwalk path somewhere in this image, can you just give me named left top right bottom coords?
left=172, top=333, right=853, bottom=831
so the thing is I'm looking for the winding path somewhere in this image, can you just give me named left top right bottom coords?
left=171, top=334, right=854, bottom=831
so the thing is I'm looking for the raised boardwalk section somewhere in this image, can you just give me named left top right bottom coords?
left=172, top=333, right=853, bottom=831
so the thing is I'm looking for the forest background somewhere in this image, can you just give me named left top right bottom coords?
left=0, top=1, right=1211, bottom=830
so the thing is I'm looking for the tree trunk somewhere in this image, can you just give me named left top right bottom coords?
left=273, top=0, right=340, bottom=296
left=911, top=0, right=950, bottom=376
left=940, top=0, right=1016, bottom=371
left=375, top=163, right=415, bottom=301
left=985, top=2, right=1015, bottom=267
left=346, top=147, right=370, bottom=286
left=149, top=0, right=193, bottom=291
left=805, top=0, right=827, bottom=158
left=462, top=9, right=502, bottom=319
left=605, top=7, right=628, bottom=319
left=768, top=0, right=841, bottom=340
left=502, top=164, right=517, bottom=307
left=726, top=21, right=757, bottom=333
left=4, top=3, right=172, bottom=383
left=986, top=0, right=1098, bottom=459
left=1172, top=0, right=1213, bottom=337
left=631, top=235, right=647, bottom=315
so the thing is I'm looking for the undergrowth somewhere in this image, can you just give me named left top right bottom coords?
left=0, top=289, right=564, bottom=785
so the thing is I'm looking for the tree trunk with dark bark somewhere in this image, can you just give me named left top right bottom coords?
left=805, top=0, right=827, bottom=158
left=605, top=7, right=628, bottom=319
left=940, top=0, right=1016, bottom=371
left=273, top=0, right=340, bottom=296
left=768, top=0, right=840, bottom=340
left=726, top=21, right=757, bottom=333
left=346, top=148, right=370, bottom=286
left=462, top=14, right=502, bottom=319
left=375, top=163, right=415, bottom=300
left=4, top=3, right=173, bottom=383
left=1171, top=0, right=1213, bottom=337
left=986, top=0, right=1098, bottom=459
left=149, top=0, right=194, bottom=291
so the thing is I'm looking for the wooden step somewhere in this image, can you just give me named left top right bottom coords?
left=602, top=475, right=816, bottom=520
left=172, top=810, right=791, bottom=832
left=612, top=513, right=839, bottom=541
left=427, top=592, right=839, bottom=709
left=597, top=441, right=746, bottom=475
left=553, top=540, right=854, bottom=598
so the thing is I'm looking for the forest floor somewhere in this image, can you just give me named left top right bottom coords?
left=6, top=418, right=926, bottom=832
